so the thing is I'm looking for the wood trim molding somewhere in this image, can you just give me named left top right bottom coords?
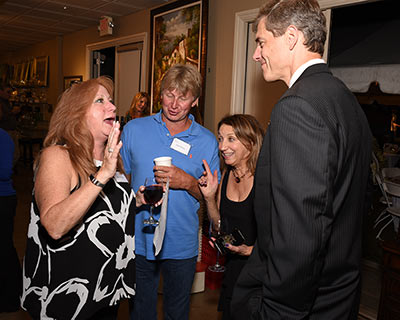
left=318, top=0, right=371, bottom=10
left=230, top=8, right=258, bottom=114
left=322, top=9, right=331, bottom=62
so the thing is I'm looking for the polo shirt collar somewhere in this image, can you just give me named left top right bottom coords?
left=154, top=111, right=200, bottom=136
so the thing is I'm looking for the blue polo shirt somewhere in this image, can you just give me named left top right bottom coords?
left=121, top=112, right=220, bottom=260
left=0, top=128, right=15, bottom=196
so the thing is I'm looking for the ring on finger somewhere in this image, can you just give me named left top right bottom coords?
left=108, top=147, right=114, bottom=153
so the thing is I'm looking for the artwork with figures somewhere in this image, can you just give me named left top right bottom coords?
left=150, top=0, right=207, bottom=119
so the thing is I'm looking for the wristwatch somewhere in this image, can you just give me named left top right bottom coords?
left=89, top=174, right=106, bottom=188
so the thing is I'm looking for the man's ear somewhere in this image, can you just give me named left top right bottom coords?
left=286, top=25, right=299, bottom=51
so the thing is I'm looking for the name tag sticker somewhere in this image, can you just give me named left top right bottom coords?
left=170, top=138, right=191, bottom=155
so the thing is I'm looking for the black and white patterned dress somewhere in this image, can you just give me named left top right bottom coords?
left=21, top=171, right=136, bottom=320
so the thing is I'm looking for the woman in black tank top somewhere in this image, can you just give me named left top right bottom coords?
left=199, top=114, right=264, bottom=320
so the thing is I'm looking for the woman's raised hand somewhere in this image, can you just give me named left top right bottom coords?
left=198, top=159, right=218, bottom=200
left=97, top=121, right=123, bottom=183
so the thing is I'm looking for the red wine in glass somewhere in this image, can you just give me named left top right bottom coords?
left=144, top=185, right=163, bottom=205
left=143, top=177, right=163, bottom=226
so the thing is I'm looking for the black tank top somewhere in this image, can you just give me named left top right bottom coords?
left=21, top=173, right=136, bottom=320
left=219, top=168, right=257, bottom=246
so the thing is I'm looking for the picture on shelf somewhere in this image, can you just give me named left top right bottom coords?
left=34, top=56, right=49, bottom=87
left=13, top=63, right=22, bottom=83
left=63, top=76, right=83, bottom=90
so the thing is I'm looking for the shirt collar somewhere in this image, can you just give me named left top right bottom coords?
left=289, top=58, right=326, bottom=88
left=154, top=110, right=163, bottom=124
left=153, top=111, right=199, bottom=136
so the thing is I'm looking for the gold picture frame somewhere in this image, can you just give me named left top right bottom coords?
left=28, top=58, right=35, bottom=84
left=21, top=61, right=29, bottom=83
left=63, top=75, right=83, bottom=90
left=13, top=63, right=22, bottom=82
left=149, top=0, right=208, bottom=123
left=34, top=56, right=49, bottom=86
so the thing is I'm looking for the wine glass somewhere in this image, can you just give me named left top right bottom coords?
left=143, top=177, right=163, bottom=226
left=208, top=220, right=226, bottom=273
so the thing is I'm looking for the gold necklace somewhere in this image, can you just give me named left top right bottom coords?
left=232, top=168, right=249, bottom=183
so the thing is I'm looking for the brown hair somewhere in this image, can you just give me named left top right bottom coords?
left=254, top=0, right=326, bottom=55
left=128, top=91, right=150, bottom=118
left=218, top=114, right=265, bottom=175
left=160, top=64, right=202, bottom=100
left=40, top=76, right=123, bottom=178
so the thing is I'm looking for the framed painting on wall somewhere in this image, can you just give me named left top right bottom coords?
left=34, top=56, right=49, bottom=86
left=63, top=75, right=83, bottom=90
left=149, top=0, right=208, bottom=123
left=13, top=63, right=22, bottom=83
left=21, top=61, right=30, bottom=83
left=28, top=58, right=35, bottom=85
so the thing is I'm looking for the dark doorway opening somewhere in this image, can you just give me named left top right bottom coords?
left=92, top=47, right=115, bottom=80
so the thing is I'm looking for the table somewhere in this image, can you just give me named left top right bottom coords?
left=18, top=123, right=48, bottom=165
left=383, top=152, right=400, bottom=168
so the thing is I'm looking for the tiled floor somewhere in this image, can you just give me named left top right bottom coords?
left=1, top=161, right=380, bottom=320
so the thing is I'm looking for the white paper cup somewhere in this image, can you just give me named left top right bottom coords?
left=154, top=156, right=172, bottom=167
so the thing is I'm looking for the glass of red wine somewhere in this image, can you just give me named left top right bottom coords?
left=208, top=220, right=226, bottom=273
left=143, top=177, right=163, bottom=226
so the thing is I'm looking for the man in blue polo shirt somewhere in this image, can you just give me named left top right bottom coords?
left=121, top=64, right=220, bottom=320
left=0, top=128, right=22, bottom=312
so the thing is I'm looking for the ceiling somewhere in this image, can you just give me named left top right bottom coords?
left=0, top=0, right=169, bottom=54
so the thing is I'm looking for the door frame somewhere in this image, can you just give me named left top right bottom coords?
left=230, top=0, right=372, bottom=114
left=85, top=32, right=148, bottom=94
left=230, top=8, right=258, bottom=115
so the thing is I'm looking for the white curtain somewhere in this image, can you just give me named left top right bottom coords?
left=331, top=64, right=400, bottom=94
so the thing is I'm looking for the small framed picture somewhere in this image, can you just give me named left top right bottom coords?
left=63, top=75, right=83, bottom=90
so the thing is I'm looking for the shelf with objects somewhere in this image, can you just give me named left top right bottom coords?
left=10, top=87, right=51, bottom=165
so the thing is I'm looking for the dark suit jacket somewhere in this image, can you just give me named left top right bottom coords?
left=231, top=63, right=372, bottom=319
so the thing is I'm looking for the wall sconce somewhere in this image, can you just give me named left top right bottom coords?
left=98, top=16, right=114, bottom=36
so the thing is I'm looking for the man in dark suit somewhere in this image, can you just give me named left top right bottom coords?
left=231, top=1, right=372, bottom=319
